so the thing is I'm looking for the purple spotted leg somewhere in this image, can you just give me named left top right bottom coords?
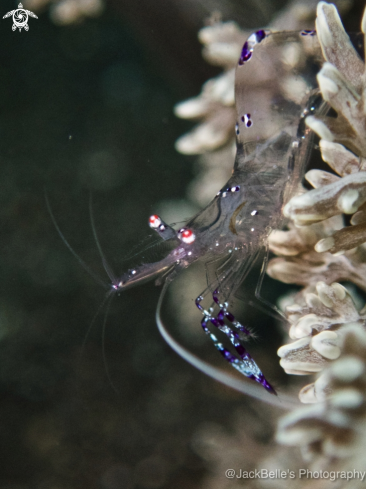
left=195, top=292, right=276, bottom=394
left=212, top=289, right=251, bottom=336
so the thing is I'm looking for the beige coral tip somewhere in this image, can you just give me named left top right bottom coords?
left=174, top=98, right=209, bottom=119
left=350, top=210, right=366, bottom=225
left=311, top=331, right=341, bottom=360
left=317, top=64, right=339, bottom=96
left=337, top=189, right=359, bottom=214
left=305, top=115, right=334, bottom=141
left=305, top=293, right=323, bottom=309
left=292, top=314, right=320, bottom=338
left=277, top=337, right=311, bottom=357
left=175, top=122, right=229, bottom=154
left=299, top=384, right=318, bottom=404
left=362, top=6, right=366, bottom=34
left=276, top=427, right=321, bottom=445
left=305, top=169, right=339, bottom=188
left=316, top=3, right=333, bottom=47
left=316, top=282, right=334, bottom=307
left=315, top=237, right=334, bottom=253
left=286, top=303, right=303, bottom=313
left=319, top=140, right=360, bottom=177
left=330, top=282, right=347, bottom=300
left=331, top=356, right=364, bottom=382
left=331, top=389, right=364, bottom=409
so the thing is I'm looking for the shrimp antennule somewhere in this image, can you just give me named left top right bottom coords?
left=45, top=192, right=110, bottom=290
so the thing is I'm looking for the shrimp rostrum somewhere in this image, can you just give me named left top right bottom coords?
left=60, top=30, right=328, bottom=403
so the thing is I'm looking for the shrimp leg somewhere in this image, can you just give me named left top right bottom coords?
left=199, top=311, right=276, bottom=394
left=196, top=252, right=276, bottom=393
left=253, top=242, right=286, bottom=321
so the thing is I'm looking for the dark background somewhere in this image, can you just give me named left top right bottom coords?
left=0, top=1, right=364, bottom=488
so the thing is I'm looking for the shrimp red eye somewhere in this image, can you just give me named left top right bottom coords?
left=178, top=228, right=195, bottom=244
left=149, top=214, right=162, bottom=229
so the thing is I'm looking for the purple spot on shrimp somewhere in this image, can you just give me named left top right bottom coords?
left=255, top=29, right=266, bottom=42
left=210, top=317, right=219, bottom=327
left=223, top=350, right=233, bottom=360
left=241, top=114, right=252, bottom=128
left=195, top=296, right=204, bottom=311
left=238, top=41, right=252, bottom=65
left=201, top=317, right=209, bottom=331
left=213, top=289, right=219, bottom=304
left=238, top=30, right=268, bottom=65
left=225, top=311, right=235, bottom=322
left=235, top=344, right=246, bottom=357
left=259, top=375, right=277, bottom=395
left=235, top=122, right=240, bottom=135
left=301, top=30, right=316, bottom=36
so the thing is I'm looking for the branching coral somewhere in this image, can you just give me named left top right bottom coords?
left=283, top=3, right=366, bottom=240
left=278, top=283, right=366, bottom=392
left=269, top=3, right=366, bottom=400
left=277, top=326, right=366, bottom=469
left=272, top=3, right=366, bottom=481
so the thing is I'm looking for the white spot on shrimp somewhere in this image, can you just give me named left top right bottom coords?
left=241, top=113, right=253, bottom=127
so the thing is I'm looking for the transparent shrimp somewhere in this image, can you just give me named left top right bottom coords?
left=55, top=30, right=328, bottom=407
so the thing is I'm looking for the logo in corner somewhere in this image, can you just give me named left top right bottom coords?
left=3, top=3, right=38, bottom=31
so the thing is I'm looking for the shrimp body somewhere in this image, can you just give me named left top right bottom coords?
left=118, top=142, right=291, bottom=294
left=105, top=30, right=325, bottom=394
